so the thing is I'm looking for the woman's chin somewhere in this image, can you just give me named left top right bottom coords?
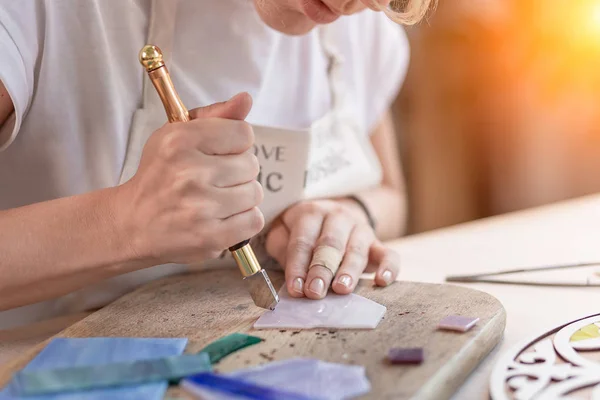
left=270, top=17, right=317, bottom=35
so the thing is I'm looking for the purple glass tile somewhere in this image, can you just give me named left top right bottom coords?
left=387, top=348, right=424, bottom=365
left=437, top=315, right=480, bottom=332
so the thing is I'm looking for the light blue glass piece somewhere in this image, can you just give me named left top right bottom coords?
left=0, top=337, right=188, bottom=400
left=12, top=353, right=211, bottom=396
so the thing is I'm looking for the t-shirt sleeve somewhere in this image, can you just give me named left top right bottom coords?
left=335, top=10, right=410, bottom=135
left=0, top=1, right=42, bottom=151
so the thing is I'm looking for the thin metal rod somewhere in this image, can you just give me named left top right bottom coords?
left=445, top=261, right=600, bottom=287
left=445, top=278, right=600, bottom=288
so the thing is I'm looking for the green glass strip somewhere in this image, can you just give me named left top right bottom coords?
left=199, top=333, right=263, bottom=364
left=13, top=334, right=263, bottom=396
left=13, top=352, right=211, bottom=396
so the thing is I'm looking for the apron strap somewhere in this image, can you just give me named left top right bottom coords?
left=318, top=25, right=346, bottom=111
left=142, top=0, right=179, bottom=110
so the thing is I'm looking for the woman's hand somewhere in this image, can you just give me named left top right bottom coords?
left=265, top=199, right=400, bottom=299
left=117, top=93, right=265, bottom=265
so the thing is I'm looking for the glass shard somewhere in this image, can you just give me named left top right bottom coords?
left=182, top=358, right=370, bottom=400
left=253, top=289, right=386, bottom=330
left=387, top=348, right=424, bottom=365
left=437, top=315, right=479, bottom=332
left=198, top=333, right=263, bottom=365
left=181, top=372, right=314, bottom=400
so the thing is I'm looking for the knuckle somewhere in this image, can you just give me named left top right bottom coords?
left=247, top=152, right=260, bottom=178
left=192, top=119, right=218, bottom=153
left=346, top=243, right=367, bottom=258
left=250, top=180, right=264, bottom=206
left=185, top=198, right=215, bottom=222
left=197, top=200, right=215, bottom=220
left=172, top=171, right=196, bottom=194
left=175, top=170, right=212, bottom=195
left=159, top=130, right=187, bottom=160
left=235, top=121, right=254, bottom=151
left=249, top=207, right=265, bottom=234
left=185, top=203, right=212, bottom=224
left=194, top=167, right=212, bottom=187
left=302, top=202, right=326, bottom=216
left=317, top=234, right=344, bottom=250
left=333, top=201, right=349, bottom=214
left=357, top=225, right=376, bottom=241
left=331, top=209, right=349, bottom=219
left=183, top=207, right=200, bottom=223
left=290, top=237, right=315, bottom=254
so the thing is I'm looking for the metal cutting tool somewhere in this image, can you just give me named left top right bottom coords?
left=139, top=45, right=279, bottom=310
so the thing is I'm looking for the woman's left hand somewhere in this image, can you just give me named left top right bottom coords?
left=265, top=199, right=400, bottom=299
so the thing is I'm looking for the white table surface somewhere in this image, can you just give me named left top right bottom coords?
left=386, top=193, right=600, bottom=398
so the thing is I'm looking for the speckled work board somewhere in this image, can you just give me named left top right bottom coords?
left=0, top=269, right=506, bottom=400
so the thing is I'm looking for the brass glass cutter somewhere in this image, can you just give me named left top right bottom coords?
left=138, top=45, right=279, bottom=310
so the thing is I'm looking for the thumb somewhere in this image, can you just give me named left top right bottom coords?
left=189, top=92, right=253, bottom=121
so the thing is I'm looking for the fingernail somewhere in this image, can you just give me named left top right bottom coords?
left=308, top=278, right=326, bottom=297
left=382, top=270, right=393, bottom=285
left=338, top=274, right=353, bottom=288
left=292, top=277, right=304, bottom=294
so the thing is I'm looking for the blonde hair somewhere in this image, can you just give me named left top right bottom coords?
left=378, top=0, right=436, bottom=25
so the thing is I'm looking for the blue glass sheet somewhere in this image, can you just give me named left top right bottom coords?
left=181, top=358, right=371, bottom=400
left=0, top=337, right=187, bottom=400
left=182, top=373, right=316, bottom=400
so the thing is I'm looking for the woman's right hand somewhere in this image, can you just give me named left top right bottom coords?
left=116, top=92, right=264, bottom=265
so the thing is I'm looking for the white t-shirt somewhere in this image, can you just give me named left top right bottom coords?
left=0, top=0, right=409, bottom=328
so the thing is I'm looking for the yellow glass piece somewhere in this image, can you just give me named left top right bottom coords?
left=570, top=323, right=600, bottom=342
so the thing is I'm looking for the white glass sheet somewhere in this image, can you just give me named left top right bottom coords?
left=253, top=289, right=386, bottom=330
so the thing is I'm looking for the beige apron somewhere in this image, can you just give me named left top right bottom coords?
left=0, top=1, right=383, bottom=329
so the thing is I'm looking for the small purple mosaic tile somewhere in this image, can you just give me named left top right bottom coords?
left=438, top=315, right=480, bottom=332
left=387, top=347, right=424, bottom=365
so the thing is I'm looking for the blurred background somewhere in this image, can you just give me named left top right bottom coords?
left=393, top=0, right=600, bottom=234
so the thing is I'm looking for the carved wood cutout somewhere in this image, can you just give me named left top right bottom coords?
left=491, top=314, right=600, bottom=399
